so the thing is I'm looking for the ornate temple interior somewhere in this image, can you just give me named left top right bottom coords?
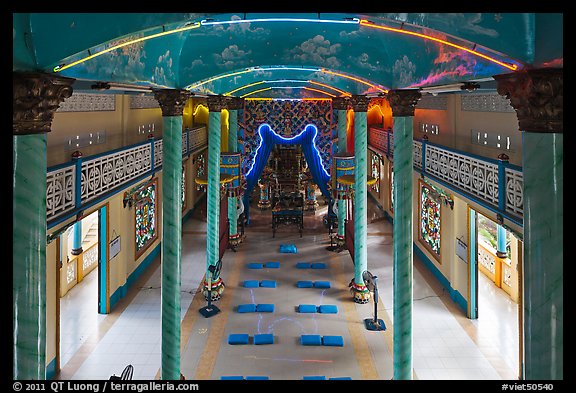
left=12, top=12, right=562, bottom=383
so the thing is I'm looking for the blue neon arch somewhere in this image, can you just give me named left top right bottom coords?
left=242, top=123, right=332, bottom=222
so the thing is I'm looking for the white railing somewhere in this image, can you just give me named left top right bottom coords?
left=413, top=140, right=422, bottom=170
left=425, top=145, right=499, bottom=206
left=82, top=243, right=98, bottom=271
left=81, top=144, right=152, bottom=203
left=505, top=167, right=524, bottom=216
left=46, top=164, right=76, bottom=220
left=188, top=126, right=208, bottom=152
left=154, top=139, right=163, bottom=168
left=66, top=261, right=77, bottom=285
left=478, top=243, right=496, bottom=274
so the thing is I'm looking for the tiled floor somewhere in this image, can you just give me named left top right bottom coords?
left=58, top=199, right=520, bottom=380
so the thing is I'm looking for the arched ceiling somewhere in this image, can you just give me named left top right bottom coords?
left=13, top=13, right=562, bottom=99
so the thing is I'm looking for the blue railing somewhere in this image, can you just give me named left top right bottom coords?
left=47, top=126, right=207, bottom=227
left=369, top=126, right=523, bottom=225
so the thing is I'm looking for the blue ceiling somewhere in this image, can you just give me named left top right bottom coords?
left=13, top=13, right=563, bottom=99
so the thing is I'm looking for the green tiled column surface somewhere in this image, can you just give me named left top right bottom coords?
left=207, top=111, right=221, bottom=275
left=522, top=132, right=563, bottom=380
left=13, top=134, right=47, bottom=380
left=161, top=116, right=183, bottom=380
left=353, top=111, right=367, bottom=284
left=392, top=116, right=413, bottom=380
left=337, top=109, right=347, bottom=238
left=228, top=109, right=238, bottom=237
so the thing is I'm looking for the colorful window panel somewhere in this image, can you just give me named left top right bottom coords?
left=182, top=163, right=186, bottom=211
left=135, top=180, right=157, bottom=257
left=371, top=153, right=380, bottom=194
left=420, top=182, right=441, bottom=258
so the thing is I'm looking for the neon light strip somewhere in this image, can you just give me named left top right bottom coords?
left=241, top=87, right=272, bottom=98
left=201, top=17, right=360, bottom=26
left=321, top=69, right=388, bottom=93
left=53, top=22, right=201, bottom=72
left=225, top=79, right=350, bottom=97
left=359, top=19, right=518, bottom=71
left=246, top=123, right=331, bottom=178
left=192, top=104, right=208, bottom=116
left=187, top=66, right=386, bottom=93
left=309, top=81, right=351, bottom=96
left=225, top=81, right=265, bottom=96
left=245, top=98, right=332, bottom=101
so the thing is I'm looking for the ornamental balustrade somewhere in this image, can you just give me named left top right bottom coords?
left=368, top=126, right=523, bottom=222
left=47, top=126, right=208, bottom=224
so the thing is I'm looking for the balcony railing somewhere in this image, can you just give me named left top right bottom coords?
left=47, top=126, right=208, bottom=225
left=369, top=126, right=523, bottom=223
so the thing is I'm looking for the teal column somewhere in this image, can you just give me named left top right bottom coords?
left=227, top=97, right=242, bottom=246
left=496, top=224, right=507, bottom=258
left=13, top=72, right=73, bottom=379
left=204, top=96, right=227, bottom=300
left=71, top=221, right=83, bottom=255
left=154, top=89, right=190, bottom=380
left=496, top=69, right=562, bottom=380
left=388, top=89, right=421, bottom=380
left=333, top=97, right=348, bottom=242
left=350, top=96, right=370, bottom=304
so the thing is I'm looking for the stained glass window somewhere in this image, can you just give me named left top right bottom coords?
left=389, top=167, right=394, bottom=212
left=182, top=163, right=186, bottom=211
left=371, top=153, right=380, bottom=194
left=419, top=182, right=441, bottom=259
left=135, top=180, right=157, bottom=257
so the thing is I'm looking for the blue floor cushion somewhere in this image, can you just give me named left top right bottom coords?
left=296, top=281, right=313, bottom=288
left=318, top=305, right=338, bottom=314
left=329, top=377, right=352, bottom=380
left=221, top=376, right=244, bottom=380
left=298, top=304, right=317, bottom=313
left=314, top=281, right=331, bottom=289
left=300, top=334, right=322, bottom=346
left=260, top=280, right=277, bottom=288
left=265, top=261, right=280, bottom=268
left=311, top=262, right=327, bottom=269
left=247, top=263, right=263, bottom=269
left=245, top=376, right=269, bottom=380
left=296, top=262, right=311, bottom=269
left=253, top=333, right=274, bottom=345
left=322, top=335, right=344, bottom=347
left=228, top=334, right=250, bottom=345
left=256, top=303, right=275, bottom=313
left=243, top=280, right=260, bottom=288
left=279, top=244, right=297, bottom=253
left=303, top=376, right=326, bottom=380
left=237, top=304, right=257, bottom=313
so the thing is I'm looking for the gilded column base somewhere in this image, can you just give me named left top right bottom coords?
left=202, top=277, right=225, bottom=301
left=349, top=279, right=371, bottom=304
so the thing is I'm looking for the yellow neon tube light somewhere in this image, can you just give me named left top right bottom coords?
left=241, top=87, right=272, bottom=98
left=321, top=69, right=388, bottom=93
left=54, top=22, right=201, bottom=73
left=303, top=87, right=335, bottom=97
left=225, top=81, right=265, bottom=96
left=308, top=81, right=351, bottom=96
left=359, top=19, right=518, bottom=71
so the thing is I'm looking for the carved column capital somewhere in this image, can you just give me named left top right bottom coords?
left=206, top=95, right=228, bottom=112
left=226, top=96, right=244, bottom=111
left=332, top=97, right=350, bottom=111
left=494, top=68, right=563, bottom=133
left=349, top=95, right=371, bottom=112
left=387, top=89, right=421, bottom=117
left=153, top=89, right=191, bottom=117
left=13, top=72, right=75, bottom=135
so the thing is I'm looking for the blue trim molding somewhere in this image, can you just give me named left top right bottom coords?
left=110, top=242, right=160, bottom=311
left=413, top=244, right=468, bottom=314
left=46, top=357, right=57, bottom=380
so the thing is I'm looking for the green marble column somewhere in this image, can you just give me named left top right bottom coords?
left=495, top=69, right=562, bottom=380
left=350, top=96, right=370, bottom=304
left=154, top=89, right=190, bottom=380
left=205, top=96, right=226, bottom=299
left=388, top=89, right=421, bottom=380
left=13, top=72, right=73, bottom=380
left=227, top=97, right=242, bottom=245
left=333, top=98, right=348, bottom=242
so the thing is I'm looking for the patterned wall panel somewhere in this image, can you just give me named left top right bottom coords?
left=461, top=93, right=515, bottom=113
left=417, top=95, right=448, bottom=110
left=130, top=95, right=160, bottom=109
left=243, top=99, right=332, bottom=175
left=57, top=93, right=116, bottom=112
